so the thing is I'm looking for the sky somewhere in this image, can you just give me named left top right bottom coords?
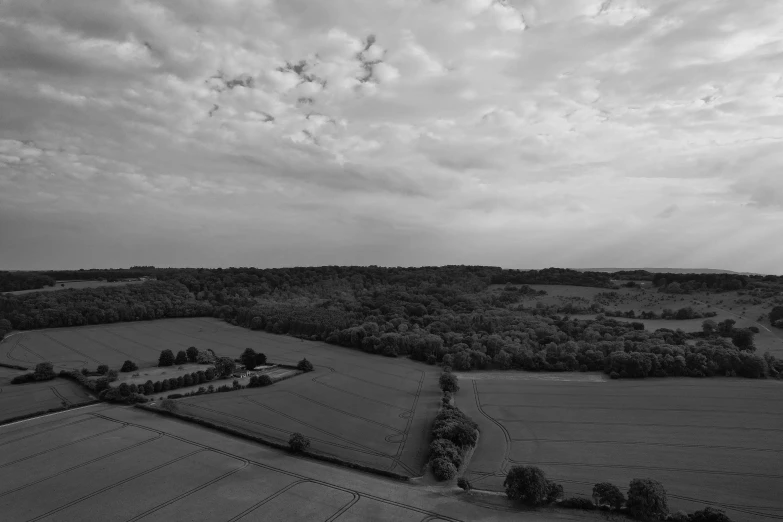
left=1, top=0, right=782, bottom=273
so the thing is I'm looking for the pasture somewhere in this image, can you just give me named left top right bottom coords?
left=0, top=373, right=93, bottom=423
left=0, top=318, right=441, bottom=477
left=456, top=373, right=783, bottom=522
left=0, top=405, right=598, bottom=522
left=3, top=279, right=144, bottom=296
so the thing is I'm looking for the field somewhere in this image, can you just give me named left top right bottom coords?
left=3, top=279, right=144, bottom=296
left=0, top=404, right=600, bottom=522
left=0, top=367, right=94, bottom=423
left=0, top=318, right=441, bottom=477
left=456, top=372, right=783, bottom=522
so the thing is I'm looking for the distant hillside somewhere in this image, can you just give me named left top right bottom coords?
left=575, top=267, right=752, bottom=275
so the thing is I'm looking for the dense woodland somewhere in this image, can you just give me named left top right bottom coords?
left=1, top=266, right=782, bottom=380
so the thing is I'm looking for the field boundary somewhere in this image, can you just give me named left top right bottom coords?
left=0, top=362, right=28, bottom=371
left=134, top=404, right=411, bottom=482
left=0, top=400, right=102, bottom=427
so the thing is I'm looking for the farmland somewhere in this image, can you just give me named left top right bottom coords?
left=0, top=318, right=441, bottom=477
left=456, top=372, right=783, bottom=522
left=0, top=370, right=94, bottom=423
left=0, top=405, right=600, bottom=522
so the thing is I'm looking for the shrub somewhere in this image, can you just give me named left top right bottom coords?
left=593, top=482, right=625, bottom=510
left=560, top=497, right=596, bottom=510
left=158, top=349, right=175, bottom=367
left=107, top=369, right=119, bottom=382
left=120, top=360, right=138, bottom=372
left=96, top=364, right=109, bottom=375
left=627, top=478, right=668, bottom=521
left=214, top=357, right=236, bottom=377
left=11, top=373, right=34, bottom=384
left=175, top=350, right=188, bottom=365
left=688, top=507, right=733, bottom=522
left=668, top=511, right=691, bottom=522
left=503, top=465, right=550, bottom=505
left=546, top=481, right=564, bottom=503
left=439, top=372, right=459, bottom=393
left=33, top=362, right=56, bottom=380
left=289, top=432, right=310, bottom=452
left=430, top=457, right=457, bottom=480
left=160, top=399, right=178, bottom=412
left=457, top=477, right=472, bottom=491
left=610, top=371, right=620, bottom=379
left=258, top=374, right=272, bottom=386
left=297, top=358, right=314, bottom=372
left=196, top=350, right=215, bottom=364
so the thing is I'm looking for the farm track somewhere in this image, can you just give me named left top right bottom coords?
left=85, top=412, right=465, bottom=522
left=390, top=370, right=425, bottom=475
left=40, top=332, right=100, bottom=364
left=78, top=329, right=150, bottom=363
left=49, top=385, right=70, bottom=406
left=472, top=379, right=511, bottom=475
left=484, top=403, right=783, bottom=416
left=493, top=418, right=783, bottom=433
left=509, top=437, right=783, bottom=453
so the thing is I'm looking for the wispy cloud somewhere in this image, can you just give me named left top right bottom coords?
left=0, top=0, right=781, bottom=272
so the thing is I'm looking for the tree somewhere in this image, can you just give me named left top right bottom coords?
left=205, top=367, right=215, bottom=381
left=186, top=346, right=199, bottom=362
left=288, top=432, right=310, bottom=452
left=627, top=478, right=668, bottom=521
left=255, top=352, right=267, bottom=366
left=503, top=466, right=550, bottom=505
left=546, top=481, right=564, bottom=503
left=153, top=381, right=162, bottom=393
left=33, top=362, right=56, bottom=381
left=158, top=349, right=175, bottom=367
left=214, top=357, right=236, bottom=377
left=701, top=320, right=717, bottom=336
left=184, top=373, right=193, bottom=387
left=731, top=329, right=755, bottom=351
left=430, top=438, right=463, bottom=468
left=297, top=358, right=314, bottom=372
left=592, top=482, right=625, bottom=510
left=430, top=457, right=457, bottom=480
left=240, top=348, right=257, bottom=369
left=118, top=382, right=131, bottom=397
left=439, top=372, right=459, bottom=393
left=717, top=319, right=736, bottom=338
left=175, top=350, right=188, bottom=365
left=120, top=360, right=138, bottom=372
left=769, top=306, right=783, bottom=326
left=107, top=369, right=119, bottom=382
left=96, top=364, right=109, bottom=375
left=144, top=380, right=154, bottom=395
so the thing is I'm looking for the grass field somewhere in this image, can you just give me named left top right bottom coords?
left=3, top=279, right=144, bottom=296
left=456, top=373, right=783, bottom=522
left=0, top=318, right=441, bottom=477
left=0, top=404, right=602, bottom=522
left=0, top=375, right=94, bottom=423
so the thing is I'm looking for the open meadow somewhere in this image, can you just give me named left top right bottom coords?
left=3, top=279, right=144, bottom=296
left=0, top=318, right=441, bottom=477
left=0, top=404, right=601, bottom=522
left=456, top=372, right=783, bottom=522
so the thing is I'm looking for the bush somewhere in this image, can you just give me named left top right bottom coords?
left=503, top=465, right=550, bottom=505
left=297, top=358, right=314, bottom=372
left=120, top=360, right=138, bottom=372
left=160, top=399, right=178, bottom=412
left=107, top=369, right=119, bottom=382
left=593, top=482, right=625, bottom=510
left=457, top=477, right=472, bottom=491
left=430, top=457, right=457, bottom=480
left=258, top=374, right=272, bottom=386
left=96, top=364, right=109, bottom=375
left=546, top=481, right=564, bottom=503
left=289, top=432, right=310, bottom=452
left=439, top=372, right=459, bottom=393
left=158, top=349, right=175, bottom=367
left=627, top=478, right=668, bottom=521
left=688, top=507, right=733, bottom=522
left=560, top=497, right=596, bottom=510
left=11, top=373, right=34, bottom=384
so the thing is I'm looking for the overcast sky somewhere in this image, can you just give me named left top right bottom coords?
left=1, top=0, right=782, bottom=273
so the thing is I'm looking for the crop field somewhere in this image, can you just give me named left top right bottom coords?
left=0, top=318, right=441, bottom=477
left=3, top=279, right=144, bottom=296
left=0, top=405, right=595, bottom=522
left=456, top=374, right=783, bottom=522
left=0, top=376, right=93, bottom=423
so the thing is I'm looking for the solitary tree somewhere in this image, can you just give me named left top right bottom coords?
left=175, top=350, right=188, bottom=365
left=627, top=478, right=668, bottom=521
left=503, top=466, right=550, bottom=505
left=186, top=346, right=199, bottom=362
left=158, top=349, right=175, bottom=367
left=120, top=360, right=138, bottom=372
left=288, top=432, right=310, bottom=453
left=297, top=358, right=314, bottom=372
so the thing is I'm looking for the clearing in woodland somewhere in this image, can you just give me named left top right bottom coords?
left=456, top=373, right=783, bottom=522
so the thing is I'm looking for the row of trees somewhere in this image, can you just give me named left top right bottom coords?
left=429, top=371, right=478, bottom=481
left=10, top=361, right=56, bottom=384
left=0, top=272, right=56, bottom=292
left=503, top=466, right=732, bottom=521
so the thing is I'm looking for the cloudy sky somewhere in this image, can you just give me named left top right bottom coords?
left=1, top=0, right=782, bottom=273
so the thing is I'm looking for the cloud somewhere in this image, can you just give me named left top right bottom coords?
left=0, top=0, right=782, bottom=273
